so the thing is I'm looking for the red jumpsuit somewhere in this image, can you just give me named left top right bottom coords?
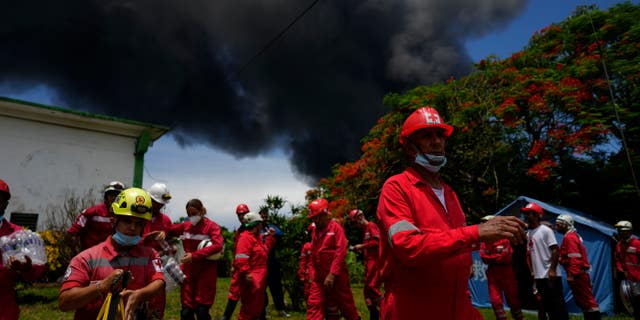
left=233, top=230, right=276, bottom=320
left=142, top=211, right=173, bottom=319
left=298, top=241, right=313, bottom=300
left=559, top=230, right=599, bottom=312
left=615, top=236, right=640, bottom=282
left=480, top=238, right=523, bottom=320
left=361, top=221, right=382, bottom=307
left=168, top=217, right=224, bottom=309
left=67, top=202, right=113, bottom=250
left=59, top=235, right=165, bottom=320
left=377, top=167, right=481, bottom=320
left=0, top=220, right=46, bottom=320
left=227, top=226, right=245, bottom=301
left=307, top=219, right=359, bottom=320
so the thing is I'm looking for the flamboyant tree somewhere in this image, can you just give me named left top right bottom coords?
left=315, top=2, right=640, bottom=223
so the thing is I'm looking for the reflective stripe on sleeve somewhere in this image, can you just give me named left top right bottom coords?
left=567, top=253, right=582, bottom=258
left=387, top=220, right=420, bottom=247
left=235, top=253, right=250, bottom=259
left=92, top=216, right=111, bottom=223
left=182, top=234, right=211, bottom=241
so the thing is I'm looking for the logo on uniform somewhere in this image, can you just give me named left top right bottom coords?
left=63, top=267, right=72, bottom=281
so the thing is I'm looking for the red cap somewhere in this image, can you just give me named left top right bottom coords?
left=308, top=199, right=329, bottom=218
left=348, top=209, right=362, bottom=222
left=236, top=204, right=250, bottom=215
left=0, top=179, right=10, bottom=200
left=521, top=202, right=544, bottom=216
left=399, top=107, right=454, bottom=145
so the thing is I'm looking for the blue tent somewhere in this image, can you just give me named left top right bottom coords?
left=469, top=196, right=617, bottom=315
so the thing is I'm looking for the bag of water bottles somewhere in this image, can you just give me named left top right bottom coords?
left=0, top=229, right=47, bottom=266
left=161, top=255, right=186, bottom=291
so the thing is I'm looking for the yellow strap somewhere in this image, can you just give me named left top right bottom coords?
left=96, top=292, right=125, bottom=320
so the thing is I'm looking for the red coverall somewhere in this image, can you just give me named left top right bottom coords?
left=227, top=226, right=245, bottom=301
left=59, top=235, right=165, bottom=320
left=67, top=202, right=113, bottom=250
left=298, top=241, right=313, bottom=300
left=233, top=230, right=276, bottom=320
left=480, top=238, right=523, bottom=320
left=0, top=220, right=46, bottom=320
left=361, top=221, right=382, bottom=307
left=307, top=219, right=359, bottom=320
left=377, top=167, right=481, bottom=320
left=142, top=211, right=173, bottom=319
left=615, top=236, right=640, bottom=282
left=559, top=230, right=599, bottom=312
left=168, top=217, right=224, bottom=309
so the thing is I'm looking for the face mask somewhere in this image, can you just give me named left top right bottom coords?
left=189, top=215, right=202, bottom=225
left=415, top=153, right=447, bottom=173
left=113, top=231, right=141, bottom=246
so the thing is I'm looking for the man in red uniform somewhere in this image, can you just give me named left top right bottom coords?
left=479, top=215, right=524, bottom=320
left=0, top=179, right=46, bottom=320
left=555, top=214, right=601, bottom=320
left=615, top=220, right=640, bottom=319
left=298, top=224, right=315, bottom=302
left=219, top=203, right=250, bottom=320
left=348, top=208, right=382, bottom=320
left=68, top=181, right=125, bottom=251
left=307, top=198, right=360, bottom=320
left=376, top=107, right=526, bottom=320
left=142, top=182, right=174, bottom=319
left=59, top=187, right=165, bottom=320
left=234, top=212, right=276, bottom=320
left=166, top=199, right=224, bottom=320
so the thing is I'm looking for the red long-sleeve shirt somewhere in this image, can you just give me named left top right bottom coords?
left=559, top=230, right=590, bottom=277
left=362, top=221, right=381, bottom=261
left=298, top=241, right=313, bottom=282
left=311, top=219, right=349, bottom=279
left=167, top=217, right=223, bottom=260
left=615, top=236, right=640, bottom=282
left=67, top=202, right=113, bottom=250
left=481, top=238, right=513, bottom=265
left=142, top=212, right=173, bottom=252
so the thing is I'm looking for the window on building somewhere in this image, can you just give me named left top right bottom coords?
left=9, top=212, right=39, bottom=231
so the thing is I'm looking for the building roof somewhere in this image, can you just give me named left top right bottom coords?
left=0, top=96, right=169, bottom=140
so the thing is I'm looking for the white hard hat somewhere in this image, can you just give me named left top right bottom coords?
left=104, top=181, right=126, bottom=194
left=243, top=212, right=263, bottom=227
left=197, top=239, right=224, bottom=261
left=480, top=215, right=495, bottom=222
left=147, top=183, right=172, bottom=204
left=616, top=220, right=633, bottom=231
left=556, top=214, right=574, bottom=227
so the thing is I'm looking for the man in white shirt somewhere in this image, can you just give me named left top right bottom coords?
left=522, top=202, right=569, bottom=320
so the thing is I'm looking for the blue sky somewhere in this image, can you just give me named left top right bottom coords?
left=1, top=0, right=628, bottom=229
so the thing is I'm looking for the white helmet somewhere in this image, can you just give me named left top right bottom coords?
left=616, top=220, right=633, bottom=231
left=243, top=212, right=263, bottom=228
left=196, top=239, right=224, bottom=261
left=556, top=214, right=574, bottom=227
left=480, top=215, right=495, bottom=222
left=147, top=183, right=172, bottom=204
left=104, top=181, right=126, bottom=194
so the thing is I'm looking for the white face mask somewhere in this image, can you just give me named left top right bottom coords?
left=189, top=215, right=202, bottom=225
left=415, top=153, right=447, bottom=173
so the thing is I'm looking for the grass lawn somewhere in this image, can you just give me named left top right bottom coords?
left=17, top=278, right=634, bottom=319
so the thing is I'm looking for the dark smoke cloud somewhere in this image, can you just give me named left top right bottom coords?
left=0, top=0, right=528, bottom=183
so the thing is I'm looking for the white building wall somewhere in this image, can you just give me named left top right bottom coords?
left=0, top=115, right=137, bottom=230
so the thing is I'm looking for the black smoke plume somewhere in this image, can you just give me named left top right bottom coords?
left=0, top=0, right=527, bottom=183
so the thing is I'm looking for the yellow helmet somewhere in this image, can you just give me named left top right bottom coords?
left=111, top=187, right=152, bottom=221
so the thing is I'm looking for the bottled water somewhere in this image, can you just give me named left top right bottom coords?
left=161, top=256, right=186, bottom=291
left=0, top=230, right=46, bottom=266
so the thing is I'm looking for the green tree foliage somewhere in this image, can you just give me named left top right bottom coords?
left=318, top=2, right=640, bottom=223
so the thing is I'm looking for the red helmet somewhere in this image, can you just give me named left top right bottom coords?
left=348, top=209, right=362, bottom=222
left=399, top=107, right=454, bottom=145
left=308, top=199, right=329, bottom=218
left=236, top=203, right=250, bottom=215
left=0, top=179, right=10, bottom=200
left=521, top=202, right=544, bottom=217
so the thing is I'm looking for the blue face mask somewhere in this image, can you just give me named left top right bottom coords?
left=113, top=231, right=141, bottom=246
left=415, top=153, right=447, bottom=173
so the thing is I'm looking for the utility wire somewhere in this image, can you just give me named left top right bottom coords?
left=235, top=0, right=323, bottom=77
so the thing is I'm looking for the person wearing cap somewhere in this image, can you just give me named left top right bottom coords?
left=521, top=202, right=569, bottom=320
left=555, top=214, right=601, bottom=320
left=219, top=203, right=251, bottom=320
left=307, top=198, right=360, bottom=320
left=160, top=199, right=224, bottom=320
left=376, top=107, right=526, bottom=320
left=68, top=180, right=126, bottom=251
left=141, top=182, right=174, bottom=319
left=59, top=187, right=165, bottom=320
left=233, top=212, right=277, bottom=320
left=298, top=224, right=315, bottom=302
left=614, top=220, right=640, bottom=319
left=479, top=215, right=524, bottom=320
left=348, top=209, right=382, bottom=320
left=0, top=179, right=46, bottom=320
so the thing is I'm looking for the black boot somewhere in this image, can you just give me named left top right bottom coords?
left=195, top=305, right=211, bottom=320
left=367, top=306, right=380, bottom=320
left=181, top=308, right=195, bottom=320
left=220, top=299, right=238, bottom=320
